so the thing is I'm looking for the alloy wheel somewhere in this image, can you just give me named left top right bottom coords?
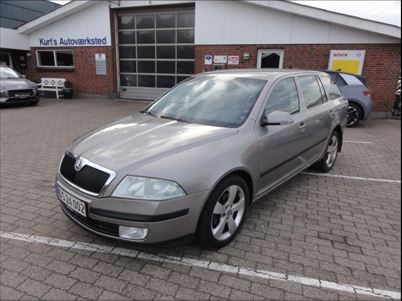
left=326, top=135, right=338, bottom=168
left=347, top=105, right=359, bottom=127
left=211, top=185, right=245, bottom=241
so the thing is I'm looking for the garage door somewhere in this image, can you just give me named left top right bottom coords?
left=117, top=9, right=195, bottom=100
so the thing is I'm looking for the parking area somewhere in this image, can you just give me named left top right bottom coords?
left=1, top=98, right=400, bottom=300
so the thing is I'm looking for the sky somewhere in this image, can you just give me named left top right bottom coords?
left=49, top=0, right=401, bottom=27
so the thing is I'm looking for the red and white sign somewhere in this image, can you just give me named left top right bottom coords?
left=228, top=55, right=240, bottom=65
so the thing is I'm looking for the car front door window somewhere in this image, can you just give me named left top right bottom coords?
left=265, top=77, right=300, bottom=114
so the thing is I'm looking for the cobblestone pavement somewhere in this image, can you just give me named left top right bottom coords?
left=1, top=98, right=400, bottom=300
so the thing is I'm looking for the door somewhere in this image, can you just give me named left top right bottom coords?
left=257, top=77, right=308, bottom=194
left=257, top=49, right=284, bottom=69
left=117, top=10, right=195, bottom=100
left=295, top=75, right=333, bottom=163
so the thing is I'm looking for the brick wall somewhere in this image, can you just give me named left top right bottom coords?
left=26, top=46, right=116, bottom=95
left=195, top=44, right=401, bottom=112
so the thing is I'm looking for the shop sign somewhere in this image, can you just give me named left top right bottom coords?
left=39, top=36, right=108, bottom=47
left=328, top=50, right=366, bottom=75
left=228, top=56, right=240, bottom=65
left=204, top=55, right=213, bottom=65
left=214, top=55, right=227, bottom=64
left=95, top=53, right=107, bottom=75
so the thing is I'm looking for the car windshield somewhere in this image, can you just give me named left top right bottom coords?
left=0, top=67, right=20, bottom=79
left=146, top=75, right=267, bottom=128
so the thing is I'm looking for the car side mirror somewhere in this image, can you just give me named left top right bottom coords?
left=261, top=110, right=294, bottom=126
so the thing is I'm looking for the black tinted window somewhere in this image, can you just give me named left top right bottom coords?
left=266, top=78, right=299, bottom=114
left=320, top=76, right=342, bottom=100
left=299, top=75, right=324, bottom=109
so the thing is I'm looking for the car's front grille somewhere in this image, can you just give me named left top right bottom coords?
left=60, top=154, right=110, bottom=194
left=60, top=202, right=119, bottom=237
left=8, top=89, right=35, bottom=98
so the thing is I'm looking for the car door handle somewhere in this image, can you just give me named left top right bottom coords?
left=329, top=110, right=335, bottom=118
left=299, top=122, right=307, bottom=129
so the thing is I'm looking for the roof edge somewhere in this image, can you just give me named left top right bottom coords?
left=245, top=0, right=401, bottom=39
left=17, top=0, right=98, bottom=34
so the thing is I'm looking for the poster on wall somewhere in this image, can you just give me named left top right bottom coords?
left=95, top=53, right=107, bottom=75
left=328, top=50, right=366, bottom=75
left=204, top=55, right=213, bottom=65
left=214, top=55, right=227, bottom=64
left=228, top=56, right=240, bottom=65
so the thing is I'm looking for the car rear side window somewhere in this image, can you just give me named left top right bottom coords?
left=320, top=76, right=342, bottom=100
left=265, top=77, right=299, bottom=114
left=339, top=73, right=366, bottom=86
left=298, top=75, right=325, bottom=109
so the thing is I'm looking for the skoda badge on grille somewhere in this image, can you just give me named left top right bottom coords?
left=74, top=158, right=84, bottom=172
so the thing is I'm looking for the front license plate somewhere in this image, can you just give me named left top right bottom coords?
left=15, top=94, right=30, bottom=98
left=56, top=185, right=87, bottom=217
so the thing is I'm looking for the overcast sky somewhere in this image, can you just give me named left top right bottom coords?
left=50, top=0, right=401, bottom=26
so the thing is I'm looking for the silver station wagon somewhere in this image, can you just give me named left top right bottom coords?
left=56, top=69, right=347, bottom=248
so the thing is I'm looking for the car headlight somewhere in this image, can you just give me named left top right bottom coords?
left=0, top=90, right=9, bottom=98
left=112, top=176, right=186, bottom=200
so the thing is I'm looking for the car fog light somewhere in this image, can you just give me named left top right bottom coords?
left=119, top=226, right=148, bottom=240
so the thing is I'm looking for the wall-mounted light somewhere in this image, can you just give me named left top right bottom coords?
left=26, top=52, right=32, bottom=58
left=243, top=52, right=251, bottom=61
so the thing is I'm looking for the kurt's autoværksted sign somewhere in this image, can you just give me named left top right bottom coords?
left=39, top=36, right=108, bottom=46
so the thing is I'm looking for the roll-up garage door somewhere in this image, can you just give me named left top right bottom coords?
left=117, top=9, right=195, bottom=100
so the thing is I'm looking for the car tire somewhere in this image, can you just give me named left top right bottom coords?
left=313, top=131, right=339, bottom=172
left=197, top=175, right=249, bottom=249
left=347, top=102, right=362, bottom=127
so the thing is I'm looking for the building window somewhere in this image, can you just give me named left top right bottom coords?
left=36, top=50, right=74, bottom=67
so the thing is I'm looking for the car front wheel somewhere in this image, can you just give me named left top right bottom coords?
left=197, top=175, right=249, bottom=249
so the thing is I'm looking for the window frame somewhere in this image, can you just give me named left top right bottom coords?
left=263, top=76, right=301, bottom=116
left=36, top=49, right=74, bottom=68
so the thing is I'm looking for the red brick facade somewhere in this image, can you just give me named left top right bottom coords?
left=195, top=44, right=401, bottom=112
left=26, top=46, right=116, bottom=96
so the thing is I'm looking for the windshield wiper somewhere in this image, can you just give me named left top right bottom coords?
left=160, top=115, right=190, bottom=123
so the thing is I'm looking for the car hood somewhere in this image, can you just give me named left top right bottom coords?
left=69, top=113, right=238, bottom=171
left=0, top=78, right=35, bottom=90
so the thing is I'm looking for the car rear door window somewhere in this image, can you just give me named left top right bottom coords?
left=266, top=77, right=299, bottom=114
left=298, top=75, right=325, bottom=109
left=319, top=76, right=342, bottom=100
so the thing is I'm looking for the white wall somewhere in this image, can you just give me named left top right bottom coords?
left=195, top=1, right=400, bottom=45
left=110, top=0, right=193, bottom=9
left=29, top=2, right=111, bottom=47
left=0, top=28, right=29, bottom=50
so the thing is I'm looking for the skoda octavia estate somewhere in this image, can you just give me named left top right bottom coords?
left=56, top=69, right=348, bottom=248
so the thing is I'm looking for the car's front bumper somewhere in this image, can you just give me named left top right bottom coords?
left=0, top=96, right=38, bottom=104
left=56, top=174, right=209, bottom=244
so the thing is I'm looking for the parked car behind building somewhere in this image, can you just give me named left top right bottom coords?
left=326, top=71, right=372, bottom=127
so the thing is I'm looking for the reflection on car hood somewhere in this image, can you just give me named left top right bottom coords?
left=0, top=78, right=36, bottom=90
left=69, top=113, right=238, bottom=171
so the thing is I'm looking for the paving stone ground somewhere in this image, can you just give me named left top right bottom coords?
left=1, top=98, right=400, bottom=300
